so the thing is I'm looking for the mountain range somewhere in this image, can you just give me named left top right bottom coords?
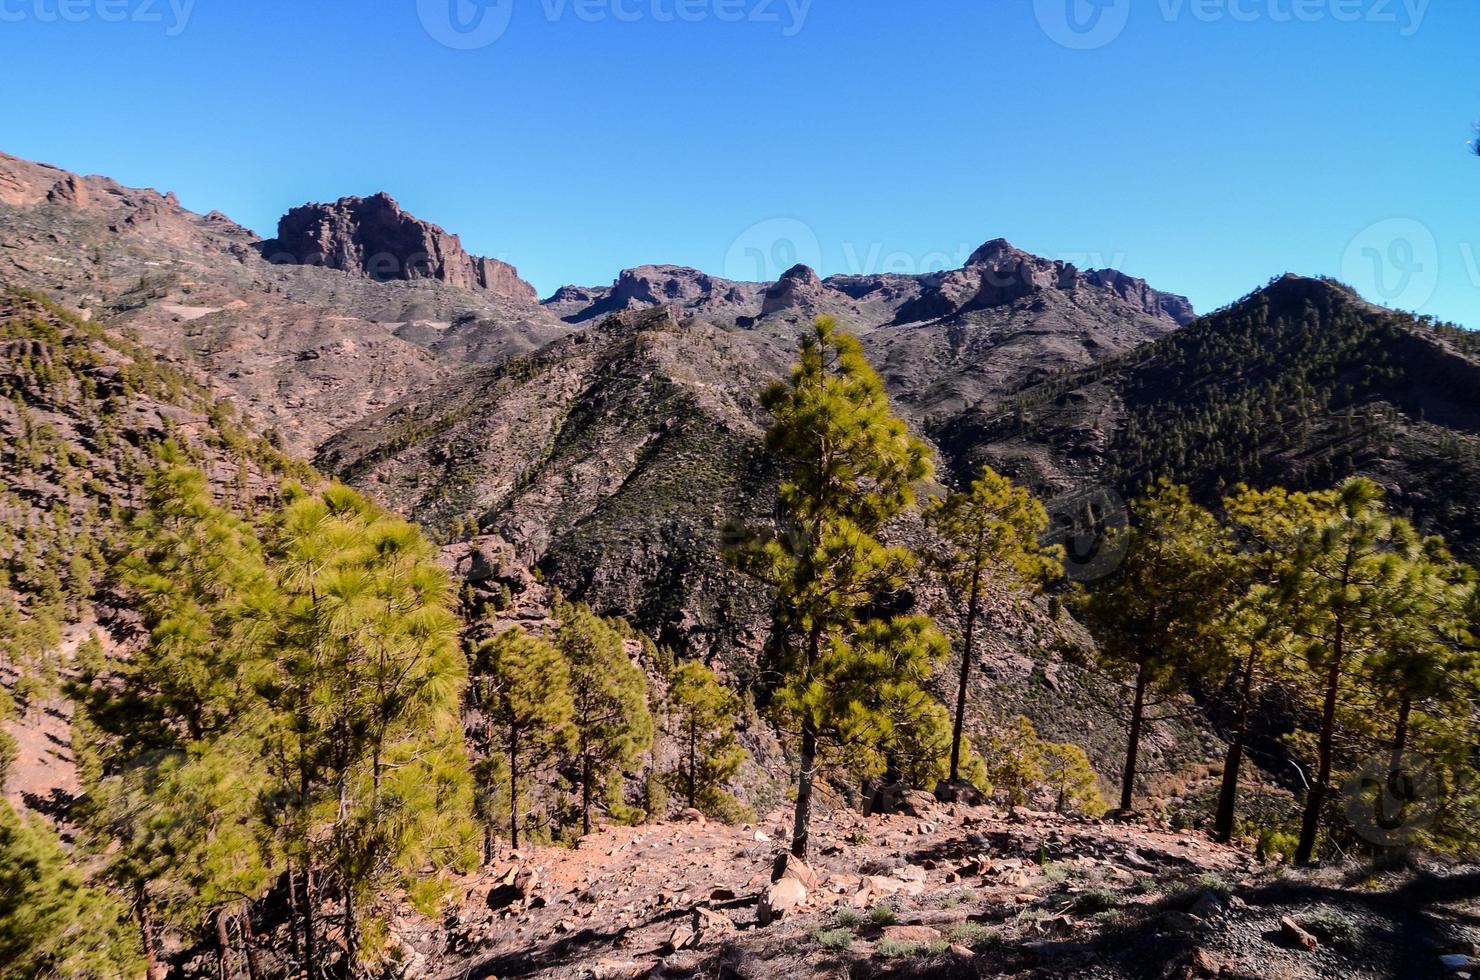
left=3, top=146, right=1478, bottom=774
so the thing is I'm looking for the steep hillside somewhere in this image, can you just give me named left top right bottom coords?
left=0, top=286, right=310, bottom=811
left=318, top=307, right=791, bottom=666
left=941, top=275, right=1480, bottom=556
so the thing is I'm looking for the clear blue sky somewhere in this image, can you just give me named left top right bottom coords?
left=1, top=0, right=1476, bottom=326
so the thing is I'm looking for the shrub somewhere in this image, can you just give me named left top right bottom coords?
left=868, top=904, right=899, bottom=926
left=815, top=927, right=854, bottom=952
left=1074, top=888, right=1118, bottom=914
left=947, top=921, right=1004, bottom=951
left=833, top=908, right=865, bottom=929
left=1304, top=908, right=1360, bottom=952
left=875, top=938, right=923, bottom=959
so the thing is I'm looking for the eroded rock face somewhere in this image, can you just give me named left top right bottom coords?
left=263, top=192, right=536, bottom=302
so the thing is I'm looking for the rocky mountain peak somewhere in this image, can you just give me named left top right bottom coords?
left=260, top=192, right=537, bottom=303
left=964, top=237, right=1027, bottom=267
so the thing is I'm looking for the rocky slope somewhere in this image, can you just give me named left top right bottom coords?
left=0, top=151, right=570, bottom=454
left=380, top=798, right=1477, bottom=980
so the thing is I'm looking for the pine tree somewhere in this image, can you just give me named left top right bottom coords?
left=740, top=317, right=938, bottom=858
left=0, top=799, right=142, bottom=979
left=1277, top=479, right=1419, bottom=865
left=664, top=660, right=747, bottom=819
left=984, top=716, right=1043, bottom=808
left=1212, top=483, right=1312, bottom=843
left=1040, top=740, right=1108, bottom=818
left=261, top=483, right=477, bottom=968
left=1077, top=482, right=1233, bottom=811
left=554, top=598, right=653, bottom=836
left=926, top=465, right=1061, bottom=786
left=473, top=628, right=575, bottom=849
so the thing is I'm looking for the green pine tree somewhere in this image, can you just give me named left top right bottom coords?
left=554, top=598, right=653, bottom=836
left=664, top=660, right=747, bottom=820
left=740, top=317, right=942, bottom=858
left=926, top=464, right=1061, bottom=785
left=473, top=628, right=576, bottom=849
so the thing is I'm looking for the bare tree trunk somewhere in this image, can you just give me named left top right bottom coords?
left=1119, top=660, right=1150, bottom=811
left=1296, top=622, right=1344, bottom=866
left=687, top=717, right=697, bottom=809
left=581, top=750, right=593, bottom=837
left=791, top=624, right=824, bottom=860
left=302, top=867, right=319, bottom=980
left=791, top=722, right=817, bottom=859
left=949, top=567, right=983, bottom=784
left=509, top=728, right=520, bottom=850
left=136, top=881, right=165, bottom=980
left=240, top=900, right=263, bottom=980
left=216, top=907, right=234, bottom=980
left=1214, top=648, right=1258, bottom=842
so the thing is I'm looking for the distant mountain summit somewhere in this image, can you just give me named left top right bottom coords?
left=261, top=192, right=537, bottom=302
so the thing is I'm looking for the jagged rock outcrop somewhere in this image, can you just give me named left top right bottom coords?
left=262, top=192, right=537, bottom=302
left=891, top=239, right=1196, bottom=327
left=760, top=263, right=824, bottom=315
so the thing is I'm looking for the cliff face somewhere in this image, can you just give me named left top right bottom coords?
left=264, top=192, right=538, bottom=302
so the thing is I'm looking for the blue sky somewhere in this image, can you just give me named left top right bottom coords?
left=1, top=0, right=1476, bottom=326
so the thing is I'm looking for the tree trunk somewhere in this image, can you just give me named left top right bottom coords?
left=1214, top=648, right=1258, bottom=843
left=136, top=882, right=165, bottom=980
left=240, top=900, right=262, bottom=980
left=509, top=728, right=521, bottom=850
left=791, top=624, right=824, bottom=859
left=791, top=721, right=817, bottom=859
left=687, top=717, right=697, bottom=809
left=216, top=907, right=234, bottom=980
left=286, top=861, right=303, bottom=977
left=1119, top=660, right=1150, bottom=811
left=581, top=752, right=593, bottom=837
left=1389, top=695, right=1412, bottom=775
left=1296, top=622, right=1344, bottom=866
left=949, top=567, right=983, bottom=784
left=302, top=867, right=318, bottom=980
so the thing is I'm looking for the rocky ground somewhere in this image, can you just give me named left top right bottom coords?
left=391, top=793, right=1479, bottom=980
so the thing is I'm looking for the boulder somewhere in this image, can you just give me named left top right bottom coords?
left=934, top=779, right=987, bottom=805
left=758, top=877, right=807, bottom=925
left=772, top=852, right=821, bottom=891
left=1280, top=916, right=1319, bottom=951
